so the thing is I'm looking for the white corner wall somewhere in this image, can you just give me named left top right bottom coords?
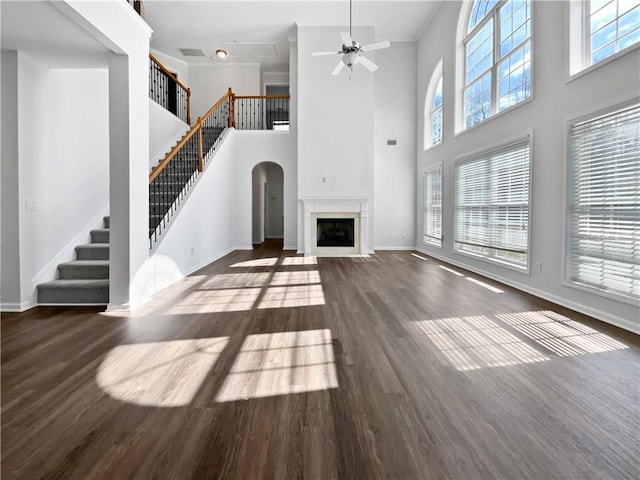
left=149, top=98, right=189, bottom=170
left=1, top=50, right=21, bottom=308
left=188, top=64, right=261, bottom=120
left=374, top=42, right=417, bottom=249
left=416, top=1, right=640, bottom=332
left=15, top=54, right=110, bottom=308
left=150, top=49, right=189, bottom=87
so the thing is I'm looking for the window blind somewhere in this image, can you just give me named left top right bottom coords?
left=567, top=102, right=640, bottom=300
left=454, top=138, right=530, bottom=267
left=424, top=166, right=442, bottom=246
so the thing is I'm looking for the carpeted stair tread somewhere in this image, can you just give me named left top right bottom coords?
left=76, top=243, right=109, bottom=260
left=103, top=216, right=110, bottom=228
left=58, top=260, right=109, bottom=280
left=37, top=279, right=109, bottom=304
left=90, top=229, right=110, bottom=244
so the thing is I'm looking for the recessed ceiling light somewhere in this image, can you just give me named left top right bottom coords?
left=215, top=49, right=228, bottom=59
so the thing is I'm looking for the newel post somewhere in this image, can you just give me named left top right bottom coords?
left=227, top=87, right=236, bottom=128
left=197, top=117, right=204, bottom=172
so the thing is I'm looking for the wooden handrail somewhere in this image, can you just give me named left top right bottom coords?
left=149, top=54, right=189, bottom=93
left=149, top=125, right=199, bottom=183
left=234, top=95, right=291, bottom=100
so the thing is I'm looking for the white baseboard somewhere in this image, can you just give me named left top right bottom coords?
left=415, top=247, right=640, bottom=335
left=185, top=247, right=236, bottom=276
left=234, top=245, right=254, bottom=251
left=374, top=246, right=415, bottom=251
left=283, top=245, right=298, bottom=251
left=1, top=299, right=37, bottom=312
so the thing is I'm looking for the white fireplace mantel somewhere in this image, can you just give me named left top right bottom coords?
left=302, top=198, right=370, bottom=256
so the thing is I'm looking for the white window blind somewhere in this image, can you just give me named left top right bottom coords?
left=567, top=102, right=640, bottom=300
left=424, top=166, right=442, bottom=247
left=454, top=138, right=530, bottom=268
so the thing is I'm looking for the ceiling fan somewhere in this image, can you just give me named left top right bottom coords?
left=311, top=0, right=390, bottom=75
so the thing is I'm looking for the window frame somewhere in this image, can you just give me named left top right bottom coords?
left=562, top=98, right=640, bottom=304
left=423, top=164, right=443, bottom=248
left=568, top=0, right=640, bottom=79
left=453, top=133, right=533, bottom=272
left=461, top=0, right=534, bottom=130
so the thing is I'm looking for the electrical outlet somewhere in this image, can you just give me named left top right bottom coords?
left=535, top=261, right=542, bottom=272
left=26, top=198, right=37, bottom=212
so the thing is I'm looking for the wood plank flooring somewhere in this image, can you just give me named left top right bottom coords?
left=3, top=242, right=639, bottom=479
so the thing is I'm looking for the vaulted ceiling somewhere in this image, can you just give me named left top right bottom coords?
left=143, top=1, right=441, bottom=72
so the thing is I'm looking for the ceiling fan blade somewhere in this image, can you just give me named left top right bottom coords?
left=358, top=55, right=378, bottom=72
left=332, top=60, right=346, bottom=75
left=340, top=31, right=353, bottom=46
left=312, top=51, right=341, bottom=56
left=360, top=40, right=390, bottom=52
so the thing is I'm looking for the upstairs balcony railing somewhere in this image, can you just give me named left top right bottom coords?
left=148, top=88, right=290, bottom=244
left=149, top=54, right=191, bottom=124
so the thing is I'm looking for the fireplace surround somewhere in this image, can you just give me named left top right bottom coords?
left=302, top=198, right=369, bottom=256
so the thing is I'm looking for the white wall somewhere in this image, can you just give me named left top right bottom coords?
left=416, top=1, right=640, bottom=332
left=297, top=26, right=376, bottom=251
left=15, top=54, right=110, bottom=308
left=374, top=42, right=417, bottom=249
left=149, top=98, right=189, bottom=170
left=188, top=64, right=261, bottom=120
left=150, top=49, right=189, bottom=87
left=234, top=132, right=297, bottom=250
left=1, top=50, right=21, bottom=308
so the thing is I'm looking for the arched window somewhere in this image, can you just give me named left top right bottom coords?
left=462, top=0, right=532, bottom=129
left=424, top=60, right=443, bottom=149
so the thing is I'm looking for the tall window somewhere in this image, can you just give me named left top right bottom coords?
left=566, top=102, right=640, bottom=301
left=463, top=0, right=531, bottom=129
left=454, top=138, right=531, bottom=268
left=424, top=165, right=443, bottom=247
left=425, top=60, right=444, bottom=148
left=431, top=78, right=443, bottom=146
left=589, top=0, right=640, bottom=66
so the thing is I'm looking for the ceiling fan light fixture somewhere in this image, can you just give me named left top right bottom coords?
left=342, top=52, right=359, bottom=68
left=215, top=49, right=228, bottom=59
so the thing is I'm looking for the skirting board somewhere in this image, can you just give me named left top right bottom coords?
left=415, top=247, right=639, bottom=335
left=1, top=299, right=37, bottom=313
left=374, top=246, right=415, bottom=251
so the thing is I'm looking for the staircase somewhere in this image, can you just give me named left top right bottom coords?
left=37, top=216, right=110, bottom=305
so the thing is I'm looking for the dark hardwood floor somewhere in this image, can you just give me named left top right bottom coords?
left=2, top=241, right=639, bottom=479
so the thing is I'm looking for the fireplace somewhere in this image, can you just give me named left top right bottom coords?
left=302, top=198, right=370, bottom=256
left=317, top=219, right=355, bottom=247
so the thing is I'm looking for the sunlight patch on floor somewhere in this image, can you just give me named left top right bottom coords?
left=413, top=315, right=549, bottom=371
left=282, top=256, right=318, bottom=265
left=496, top=311, right=628, bottom=356
left=438, top=265, right=464, bottom=276
left=270, top=270, right=322, bottom=286
left=230, top=258, right=279, bottom=268
left=97, top=337, right=229, bottom=407
left=170, top=288, right=262, bottom=314
left=411, top=253, right=429, bottom=261
left=201, top=272, right=270, bottom=289
left=215, top=329, right=338, bottom=402
left=258, top=285, right=326, bottom=309
left=466, top=277, right=504, bottom=293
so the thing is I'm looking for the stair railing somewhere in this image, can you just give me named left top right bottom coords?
left=148, top=90, right=231, bottom=243
left=149, top=54, right=191, bottom=124
left=148, top=88, right=291, bottom=244
left=231, top=94, right=290, bottom=131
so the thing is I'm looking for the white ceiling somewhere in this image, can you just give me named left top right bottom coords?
left=144, top=0, right=442, bottom=72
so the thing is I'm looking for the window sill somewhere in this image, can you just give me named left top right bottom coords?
left=422, top=240, right=443, bottom=249
left=567, top=42, right=640, bottom=84
left=562, top=279, right=639, bottom=307
left=423, top=141, right=443, bottom=152
left=454, top=94, right=535, bottom=138
left=453, top=248, right=530, bottom=274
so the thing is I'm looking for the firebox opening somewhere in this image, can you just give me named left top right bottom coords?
left=317, top=219, right=355, bottom=247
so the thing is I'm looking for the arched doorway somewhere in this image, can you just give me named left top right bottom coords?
left=251, top=162, right=284, bottom=245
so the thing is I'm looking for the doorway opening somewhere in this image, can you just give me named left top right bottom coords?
left=252, top=162, right=284, bottom=246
